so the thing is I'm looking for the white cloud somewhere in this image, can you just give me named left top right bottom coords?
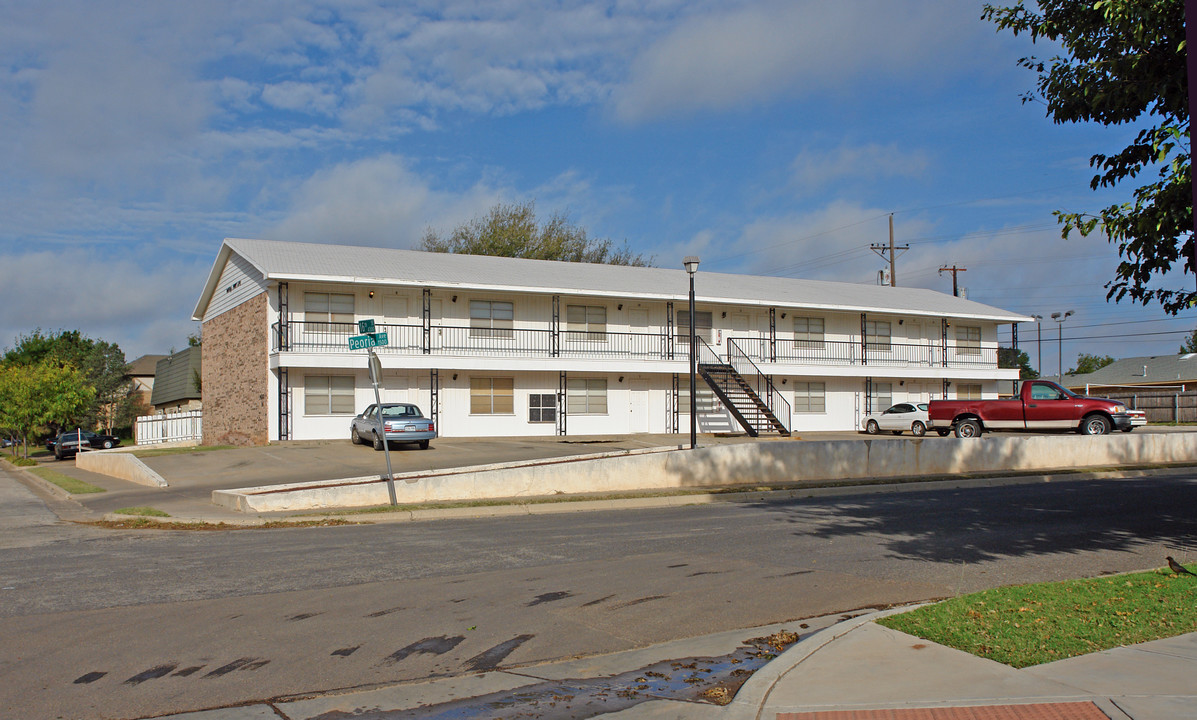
left=261, top=80, right=340, bottom=115
left=612, top=0, right=991, bottom=122
left=266, top=154, right=505, bottom=247
left=791, top=143, right=930, bottom=190
left=0, top=251, right=209, bottom=359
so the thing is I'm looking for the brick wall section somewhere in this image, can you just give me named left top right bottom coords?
left=202, top=293, right=269, bottom=446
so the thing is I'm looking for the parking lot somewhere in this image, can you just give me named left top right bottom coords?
left=15, top=425, right=1194, bottom=520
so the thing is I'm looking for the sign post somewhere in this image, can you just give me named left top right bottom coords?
left=353, top=319, right=396, bottom=505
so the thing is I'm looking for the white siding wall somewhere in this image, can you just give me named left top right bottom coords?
left=204, top=253, right=268, bottom=322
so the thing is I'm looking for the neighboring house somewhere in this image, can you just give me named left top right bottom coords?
left=191, top=238, right=1028, bottom=446
left=126, top=354, right=166, bottom=407
left=1063, top=354, right=1197, bottom=393
left=150, top=346, right=203, bottom=413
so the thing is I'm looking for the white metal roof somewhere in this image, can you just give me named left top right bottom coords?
left=193, top=237, right=1032, bottom=323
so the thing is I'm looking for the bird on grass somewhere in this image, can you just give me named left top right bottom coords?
left=1166, top=556, right=1197, bottom=577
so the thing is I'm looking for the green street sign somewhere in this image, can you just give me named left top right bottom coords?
left=357, top=319, right=376, bottom=334
left=349, top=332, right=390, bottom=350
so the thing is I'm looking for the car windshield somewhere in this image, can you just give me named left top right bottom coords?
left=380, top=405, right=420, bottom=418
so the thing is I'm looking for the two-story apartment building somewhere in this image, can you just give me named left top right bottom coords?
left=192, top=238, right=1028, bottom=445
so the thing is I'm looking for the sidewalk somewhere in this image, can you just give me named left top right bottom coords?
left=151, top=609, right=1197, bottom=719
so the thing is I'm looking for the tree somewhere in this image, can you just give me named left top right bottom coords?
left=983, top=1, right=1193, bottom=314
left=998, top=346, right=1039, bottom=379
left=3, top=329, right=132, bottom=434
left=421, top=200, right=653, bottom=266
left=0, top=360, right=95, bottom=459
left=1180, top=328, right=1197, bottom=354
left=1068, top=352, right=1116, bottom=375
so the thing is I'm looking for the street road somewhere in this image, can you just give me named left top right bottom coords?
left=2, top=467, right=1196, bottom=719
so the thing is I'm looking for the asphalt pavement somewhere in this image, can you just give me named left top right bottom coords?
left=144, top=606, right=1197, bottom=720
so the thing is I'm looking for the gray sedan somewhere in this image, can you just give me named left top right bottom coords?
left=350, top=403, right=436, bottom=450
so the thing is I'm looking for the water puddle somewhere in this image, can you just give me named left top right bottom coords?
left=310, top=630, right=798, bottom=719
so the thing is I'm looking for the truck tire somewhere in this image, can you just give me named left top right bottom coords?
left=954, top=419, right=982, bottom=438
left=1081, top=415, right=1111, bottom=435
left=911, top=421, right=926, bottom=437
left=865, top=420, right=880, bottom=435
left=936, top=428, right=951, bottom=437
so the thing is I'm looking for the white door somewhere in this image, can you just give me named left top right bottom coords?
left=630, top=379, right=649, bottom=433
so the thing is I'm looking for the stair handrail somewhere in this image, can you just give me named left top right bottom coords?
left=726, top=338, right=791, bottom=432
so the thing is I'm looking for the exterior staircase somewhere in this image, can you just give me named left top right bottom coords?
left=696, top=338, right=790, bottom=437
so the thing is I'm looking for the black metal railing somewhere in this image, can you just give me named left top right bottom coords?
left=726, top=339, right=791, bottom=432
left=272, top=321, right=997, bottom=369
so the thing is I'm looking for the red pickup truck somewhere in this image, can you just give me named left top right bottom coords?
left=927, top=380, right=1140, bottom=438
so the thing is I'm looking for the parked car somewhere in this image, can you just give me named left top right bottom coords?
left=862, top=402, right=932, bottom=436
left=50, top=430, right=121, bottom=460
left=927, top=380, right=1136, bottom=438
left=350, top=403, right=436, bottom=450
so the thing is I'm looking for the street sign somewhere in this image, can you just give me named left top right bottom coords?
left=368, top=350, right=383, bottom=385
left=358, top=319, right=376, bottom=334
left=348, top=332, right=389, bottom=350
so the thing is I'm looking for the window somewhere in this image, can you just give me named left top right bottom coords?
left=567, top=378, right=607, bottom=414
left=676, top=310, right=713, bottom=343
left=957, top=383, right=982, bottom=400
left=793, top=381, right=826, bottom=413
left=865, top=320, right=891, bottom=351
left=868, top=382, right=892, bottom=413
left=304, top=292, right=354, bottom=330
left=957, top=326, right=981, bottom=355
left=566, top=305, right=606, bottom=341
left=305, top=375, right=355, bottom=415
left=470, top=300, right=513, bottom=338
left=794, top=317, right=824, bottom=348
left=529, top=393, right=556, bottom=423
left=470, top=377, right=514, bottom=414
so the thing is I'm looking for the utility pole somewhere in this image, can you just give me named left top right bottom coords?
left=870, top=214, right=908, bottom=287
left=938, top=265, right=967, bottom=297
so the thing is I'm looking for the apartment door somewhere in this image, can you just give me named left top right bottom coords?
left=630, top=379, right=649, bottom=433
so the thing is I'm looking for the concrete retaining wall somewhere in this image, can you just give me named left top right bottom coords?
left=212, top=432, right=1197, bottom=513
left=75, top=451, right=168, bottom=488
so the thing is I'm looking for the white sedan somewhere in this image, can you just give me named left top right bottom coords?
left=862, top=402, right=932, bottom=437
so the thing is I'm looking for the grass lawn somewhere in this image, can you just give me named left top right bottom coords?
left=132, top=445, right=234, bottom=458
left=27, top=467, right=106, bottom=494
left=878, top=562, right=1197, bottom=667
left=113, top=506, right=170, bottom=517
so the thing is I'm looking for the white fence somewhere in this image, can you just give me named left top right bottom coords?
left=135, top=411, right=203, bottom=446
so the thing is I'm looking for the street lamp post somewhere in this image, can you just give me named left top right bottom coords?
left=1030, top=314, right=1043, bottom=376
left=684, top=256, right=700, bottom=450
left=1050, top=310, right=1074, bottom=380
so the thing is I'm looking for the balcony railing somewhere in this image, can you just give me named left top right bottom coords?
left=271, top=321, right=997, bottom=369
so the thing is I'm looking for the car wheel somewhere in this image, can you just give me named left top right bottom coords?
left=351, top=427, right=361, bottom=445
left=865, top=420, right=880, bottom=435
left=911, top=421, right=926, bottom=437
left=418, top=440, right=429, bottom=450
left=1121, top=427, right=1134, bottom=433
left=102, top=440, right=113, bottom=449
left=936, top=428, right=951, bottom=437
left=891, top=430, right=902, bottom=436
left=1081, top=415, right=1111, bottom=436
left=955, top=419, right=982, bottom=438
left=372, top=433, right=383, bottom=451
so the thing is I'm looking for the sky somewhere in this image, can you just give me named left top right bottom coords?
left=1, top=0, right=1194, bottom=378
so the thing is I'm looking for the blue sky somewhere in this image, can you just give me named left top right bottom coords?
left=2, top=0, right=1194, bottom=376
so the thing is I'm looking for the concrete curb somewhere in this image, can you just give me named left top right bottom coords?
left=74, top=449, right=168, bottom=488
left=729, top=605, right=926, bottom=720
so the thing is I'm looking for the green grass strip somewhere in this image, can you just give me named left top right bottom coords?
left=878, top=564, right=1197, bottom=668
left=28, top=467, right=106, bottom=494
left=113, top=506, right=170, bottom=517
left=132, top=445, right=234, bottom=458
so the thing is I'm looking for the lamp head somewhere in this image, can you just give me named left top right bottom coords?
left=683, top=256, right=700, bottom=274
left=1050, top=312, right=1061, bottom=320
left=1031, top=314, right=1043, bottom=321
